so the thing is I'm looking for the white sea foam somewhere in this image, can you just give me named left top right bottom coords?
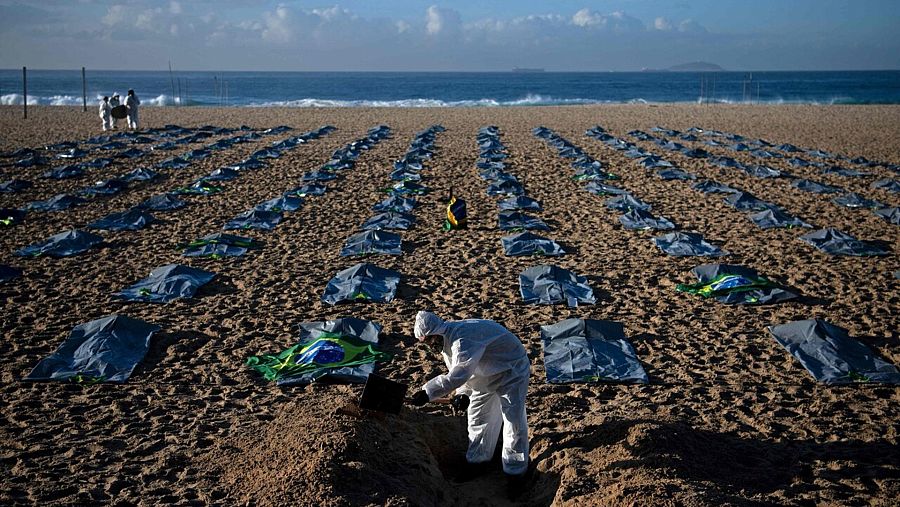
left=0, top=92, right=862, bottom=107
left=141, top=94, right=171, bottom=106
left=1, top=93, right=187, bottom=107
left=0, top=93, right=98, bottom=106
left=699, top=96, right=857, bottom=105
left=251, top=94, right=612, bottom=107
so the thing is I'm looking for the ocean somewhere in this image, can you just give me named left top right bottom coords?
left=1, top=70, right=898, bottom=107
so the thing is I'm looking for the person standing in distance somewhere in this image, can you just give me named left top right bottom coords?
left=109, top=94, right=121, bottom=129
left=125, top=89, right=140, bottom=130
left=99, top=96, right=112, bottom=131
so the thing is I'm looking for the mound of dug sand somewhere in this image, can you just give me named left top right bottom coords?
left=203, top=387, right=520, bottom=506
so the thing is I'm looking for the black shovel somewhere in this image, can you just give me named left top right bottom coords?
left=358, top=373, right=409, bottom=414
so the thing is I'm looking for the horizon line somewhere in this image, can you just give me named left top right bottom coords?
left=2, top=68, right=899, bottom=74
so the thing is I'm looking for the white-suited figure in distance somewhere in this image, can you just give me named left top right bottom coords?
left=99, top=96, right=112, bottom=131
left=408, top=311, right=532, bottom=499
left=109, top=94, right=120, bottom=129
left=125, top=89, right=140, bottom=130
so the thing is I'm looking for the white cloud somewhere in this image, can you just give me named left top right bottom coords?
left=135, top=8, right=164, bottom=32
left=425, top=5, right=442, bottom=34
left=572, top=8, right=600, bottom=27
left=102, top=5, right=126, bottom=26
left=312, top=6, right=351, bottom=21
left=425, top=5, right=460, bottom=36
left=2, top=3, right=776, bottom=71
left=261, top=5, right=293, bottom=44
left=571, top=9, right=644, bottom=32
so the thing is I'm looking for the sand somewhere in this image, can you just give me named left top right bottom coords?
left=0, top=104, right=898, bottom=506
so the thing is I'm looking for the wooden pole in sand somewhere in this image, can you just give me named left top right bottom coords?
left=22, top=66, right=27, bottom=119
left=82, top=67, right=87, bottom=112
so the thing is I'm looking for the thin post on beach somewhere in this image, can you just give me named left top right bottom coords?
left=82, top=67, right=87, bottom=112
left=168, top=60, right=176, bottom=105
left=22, top=66, right=27, bottom=119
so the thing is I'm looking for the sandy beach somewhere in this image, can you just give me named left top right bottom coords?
left=1, top=104, right=898, bottom=506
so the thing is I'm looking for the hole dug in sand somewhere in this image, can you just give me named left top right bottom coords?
left=205, top=390, right=558, bottom=506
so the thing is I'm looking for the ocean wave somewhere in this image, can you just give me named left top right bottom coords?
left=1, top=93, right=190, bottom=107
left=1, top=92, right=877, bottom=107
left=252, top=94, right=612, bottom=108
left=141, top=94, right=188, bottom=106
left=1, top=93, right=89, bottom=106
left=699, top=96, right=860, bottom=106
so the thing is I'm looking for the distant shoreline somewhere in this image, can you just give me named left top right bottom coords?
left=3, top=69, right=898, bottom=106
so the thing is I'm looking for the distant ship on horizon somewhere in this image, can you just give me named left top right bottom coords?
left=512, top=67, right=545, bottom=73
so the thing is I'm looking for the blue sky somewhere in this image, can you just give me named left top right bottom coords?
left=1, top=0, right=898, bottom=71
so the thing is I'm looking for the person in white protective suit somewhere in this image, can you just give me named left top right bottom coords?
left=109, top=94, right=120, bottom=129
left=125, top=89, right=140, bottom=130
left=409, top=311, right=532, bottom=497
left=99, top=96, right=112, bottom=131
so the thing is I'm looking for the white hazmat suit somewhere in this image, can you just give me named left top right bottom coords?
left=125, top=92, right=140, bottom=130
left=99, top=99, right=112, bottom=131
left=415, top=311, right=531, bottom=476
left=109, top=95, right=120, bottom=129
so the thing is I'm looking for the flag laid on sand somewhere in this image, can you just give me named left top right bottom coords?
left=247, top=318, right=391, bottom=385
left=676, top=264, right=798, bottom=305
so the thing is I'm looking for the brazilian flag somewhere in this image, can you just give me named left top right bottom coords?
left=247, top=333, right=392, bottom=383
left=444, top=196, right=467, bottom=230
left=676, top=273, right=777, bottom=300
